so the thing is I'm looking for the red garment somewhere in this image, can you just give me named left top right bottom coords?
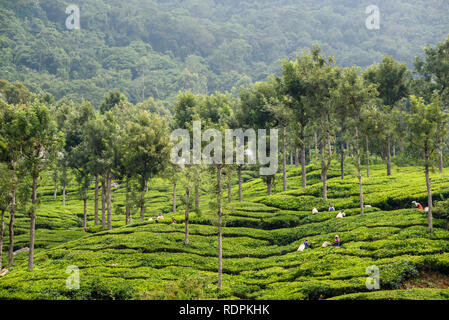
left=417, top=204, right=423, bottom=210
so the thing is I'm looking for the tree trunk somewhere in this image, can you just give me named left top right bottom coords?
left=28, top=170, right=38, bottom=271
left=217, top=166, right=223, bottom=291
left=386, top=135, right=392, bottom=176
left=62, top=182, right=66, bottom=206
left=439, top=147, right=443, bottom=173
left=267, top=176, right=272, bottom=196
left=140, top=178, right=146, bottom=222
left=295, top=147, right=299, bottom=168
left=282, top=126, right=287, bottom=191
left=321, top=170, right=328, bottom=201
left=366, top=136, right=370, bottom=178
left=125, top=179, right=130, bottom=225
left=301, top=146, right=307, bottom=188
left=0, top=209, right=5, bottom=270
left=185, top=188, right=190, bottom=246
left=94, top=175, right=99, bottom=226
left=238, top=166, right=243, bottom=202
left=301, top=125, right=307, bottom=188
left=172, top=181, right=177, bottom=213
left=314, top=131, right=318, bottom=152
left=425, top=149, right=433, bottom=233
left=356, top=128, right=364, bottom=216
left=83, top=199, right=87, bottom=229
left=107, top=171, right=112, bottom=230
left=8, top=174, right=16, bottom=268
left=289, top=149, right=293, bottom=165
left=101, top=176, right=106, bottom=229
left=321, top=138, right=332, bottom=201
left=340, top=130, right=345, bottom=180
left=53, top=170, right=58, bottom=200
left=228, top=183, right=232, bottom=203
left=195, top=185, right=199, bottom=209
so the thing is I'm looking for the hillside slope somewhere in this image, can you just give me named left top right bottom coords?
left=1, top=164, right=449, bottom=300
left=1, top=0, right=449, bottom=105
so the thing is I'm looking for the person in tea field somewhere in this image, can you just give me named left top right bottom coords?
left=332, top=235, right=342, bottom=248
left=412, top=201, right=424, bottom=210
left=157, top=213, right=164, bottom=221
left=336, top=209, right=346, bottom=219
left=312, top=208, right=319, bottom=214
left=304, top=238, right=312, bottom=249
left=171, top=217, right=177, bottom=224
left=328, top=204, right=335, bottom=212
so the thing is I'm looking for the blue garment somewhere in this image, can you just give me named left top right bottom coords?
left=329, top=207, right=335, bottom=212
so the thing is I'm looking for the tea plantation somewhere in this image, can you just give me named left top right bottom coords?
left=1, top=163, right=449, bottom=300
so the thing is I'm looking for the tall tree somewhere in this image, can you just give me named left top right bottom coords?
left=127, top=111, right=170, bottom=222
left=364, top=56, right=410, bottom=176
left=0, top=102, right=27, bottom=268
left=414, top=35, right=449, bottom=172
left=21, top=101, right=60, bottom=271
left=0, top=163, right=11, bottom=271
left=264, top=76, right=292, bottom=192
left=333, top=66, right=378, bottom=215
left=407, top=94, right=448, bottom=233
left=302, top=46, right=339, bottom=200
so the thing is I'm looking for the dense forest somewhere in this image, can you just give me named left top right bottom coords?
left=1, top=0, right=449, bottom=106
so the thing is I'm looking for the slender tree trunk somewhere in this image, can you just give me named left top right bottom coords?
left=8, top=172, right=16, bottom=268
left=83, top=199, right=87, bottom=229
left=425, top=149, right=433, bottom=233
left=107, top=171, right=112, bottom=230
left=289, top=149, right=293, bottom=165
left=282, top=126, right=287, bottom=191
left=53, top=169, right=58, bottom=200
left=267, top=176, right=272, bottom=196
left=172, top=181, right=177, bottom=213
left=185, top=189, right=190, bottom=246
left=140, top=178, right=146, bottom=222
left=195, top=185, right=199, bottom=209
left=439, top=146, right=443, bottom=173
left=217, top=166, right=223, bottom=291
left=321, top=137, right=332, bottom=201
left=314, top=131, right=318, bottom=152
left=62, top=182, right=66, bottom=206
left=301, top=125, right=307, bottom=188
left=238, top=166, right=243, bottom=202
left=321, top=142, right=328, bottom=200
left=28, top=170, right=38, bottom=271
left=301, top=146, right=307, bottom=188
left=356, top=128, right=364, bottom=216
left=125, top=179, right=130, bottom=225
left=0, top=209, right=5, bottom=270
left=101, top=176, right=106, bottom=229
left=295, top=147, right=299, bottom=168
left=340, top=130, right=345, bottom=180
left=366, top=136, right=370, bottom=178
left=94, top=175, right=99, bottom=226
left=386, top=135, right=392, bottom=176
